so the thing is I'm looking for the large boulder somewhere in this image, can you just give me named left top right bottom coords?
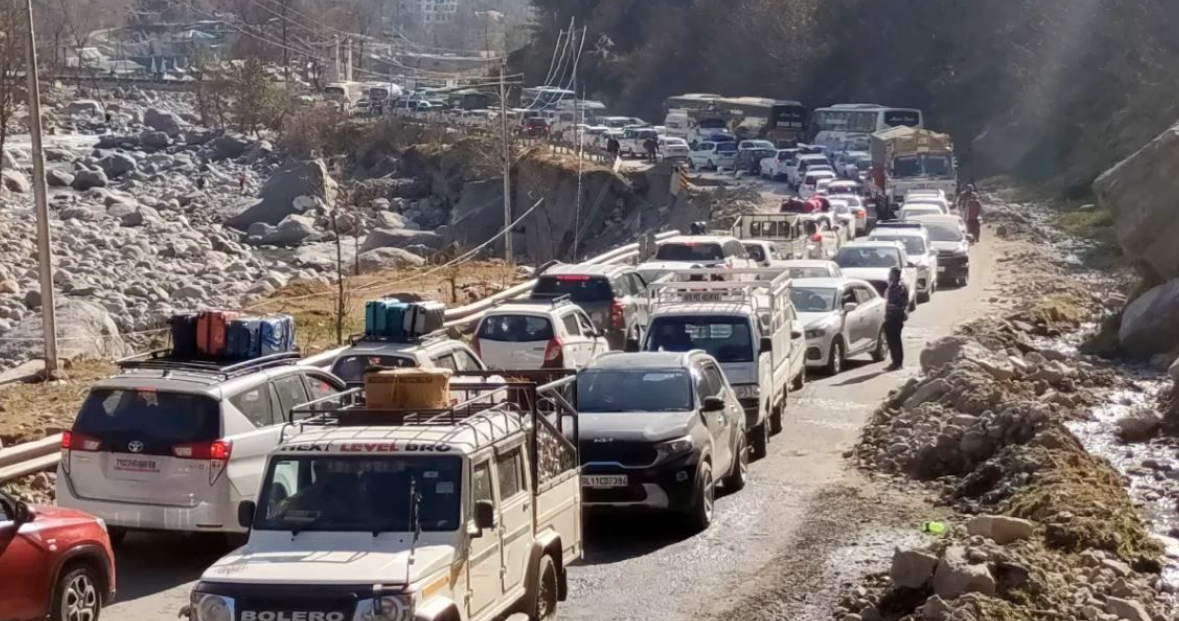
left=444, top=178, right=504, bottom=248
left=206, top=134, right=252, bottom=161
left=225, top=159, right=336, bottom=229
left=890, top=548, right=939, bottom=588
left=965, top=515, right=1035, bottom=544
left=356, top=247, right=426, bottom=273
left=1118, top=279, right=1179, bottom=357
left=361, top=227, right=444, bottom=253
left=931, top=546, right=996, bottom=600
left=64, top=99, right=103, bottom=117
left=96, top=152, right=138, bottom=179
left=1094, top=123, right=1179, bottom=280
left=139, top=130, right=172, bottom=150
left=0, top=299, right=128, bottom=365
left=1, top=169, right=29, bottom=193
left=71, top=169, right=108, bottom=191
left=46, top=169, right=74, bottom=187
left=250, top=214, right=318, bottom=246
left=144, top=107, right=186, bottom=137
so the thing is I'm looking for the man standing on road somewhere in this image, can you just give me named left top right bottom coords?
left=965, top=191, right=983, bottom=242
left=643, top=136, right=658, bottom=164
left=883, top=266, right=909, bottom=371
left=606, top=136, right=621, bottom=162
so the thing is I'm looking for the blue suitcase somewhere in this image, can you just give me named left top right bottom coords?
left=226, top=318, right=262, bottom=360
left=365, top=299, right=406, bottom=338
left=260, top=315, right=295, bottom=355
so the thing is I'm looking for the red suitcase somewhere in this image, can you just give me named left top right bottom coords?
left=197, top=310, right=239, bottom=357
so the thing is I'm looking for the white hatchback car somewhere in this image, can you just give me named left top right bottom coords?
left=473, top=299, right=610, bottom=370
left=790, top=278, right=888, bottom=375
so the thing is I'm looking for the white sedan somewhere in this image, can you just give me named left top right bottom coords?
left=790, top=278, right=888, bottom=375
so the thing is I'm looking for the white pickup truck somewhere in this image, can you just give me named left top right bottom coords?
left=642, top=269, right=805, bottom=460
left=185, top=373, right=582, bottom=621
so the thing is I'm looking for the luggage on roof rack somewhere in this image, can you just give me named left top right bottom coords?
left=115, top=349, right=302, bottom=380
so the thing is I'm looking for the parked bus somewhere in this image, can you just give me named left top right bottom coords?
left=323, top=81, right=365, bottom=110
left=522, top=86, right=575, bottom=109
left=663, top=94, right=807, bottom=145
left=809, top=104, right=923, bottom=152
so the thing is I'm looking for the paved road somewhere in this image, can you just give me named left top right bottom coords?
left=105, top=231, right=1002, bottom=621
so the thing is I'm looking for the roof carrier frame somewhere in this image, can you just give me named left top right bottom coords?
left=349, top=329, right=450, bottom=347
left=115, top=349, right=302, bottom=380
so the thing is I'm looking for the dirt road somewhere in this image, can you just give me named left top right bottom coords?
left=103, top=233, right=1002, bottom=621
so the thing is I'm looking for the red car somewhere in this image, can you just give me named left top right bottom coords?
left=1, top=489, right=116, bottom=621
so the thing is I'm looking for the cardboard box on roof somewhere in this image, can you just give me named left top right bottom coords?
left=365, top=367, right=452, bottom=409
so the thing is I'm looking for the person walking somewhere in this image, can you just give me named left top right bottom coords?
left=606, top=136, right=621, bottom=161
left=643, top=136, right=658, bottom=164
left=883, top=266, right=909, bottom=371
left=965, top=191, right=983, bottom=242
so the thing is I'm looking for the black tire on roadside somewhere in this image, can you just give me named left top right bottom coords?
left=792, top=367, right=805, bottom=391
left=825, top=338, right=844, bottom=376
left=530, top=555, right=559, bottom=620
left=51, top=565, right=103, bottom=621
left=723, top=434, right=748, bottom=492
left=686, top=461, right=715, bottom=533
left=769, top=400, right=784, bottom=436
left=749, top=421, right=769, bottom=460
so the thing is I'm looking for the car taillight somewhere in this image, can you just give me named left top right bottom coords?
left=172, top=440, right=232, bottom=485
left=542, top=338, right=564, bottom=368
left=611, top=300, right=625, bottom=329
left=470, top=336, right=481, bottom=357
left=62, top=431, right=102, bottom=452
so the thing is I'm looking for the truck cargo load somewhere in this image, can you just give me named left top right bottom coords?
left=870, top=126, right=957, bottom=203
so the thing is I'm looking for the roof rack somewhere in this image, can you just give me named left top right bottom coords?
left=348, top=330, right=450, bottom=347
left=648, top=268, right=792, bottom=309
left=115, top=349, right=302, bottom=380
left=873, top=221, right=926, bottom=230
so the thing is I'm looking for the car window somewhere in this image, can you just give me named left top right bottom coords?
left=841, top=288, right=858, bottom=307
left=701, top=365, right=725, bottom=397
left=434, top=354, right=458, bottom=372
left=272, top=374, right=310, bottom=421
left=724, top=241, right=745, bottom=258
left=854, top=286, right=877, bottom=304
left=576, top=312, right=597, bottom=335
left=452, top=348, right=483, bottom=372
left=496, top=448, right=524, bottom=500
left=304, top=373, right=340, bottom=401
left=611, top=276, right=631, bottom=297
left=561, top=314, right=581, bottom=336
left=478, top=315, right=554, bottom=342
left=692, top=369, right=711, bottom=402
left=229, top=384, right=277, bottom=427
left=472, top=460, right=494, bottom=506
left=628, top=273, right=648, bottom=295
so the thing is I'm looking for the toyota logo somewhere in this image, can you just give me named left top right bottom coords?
left=127, top=441, right=144, bottom=453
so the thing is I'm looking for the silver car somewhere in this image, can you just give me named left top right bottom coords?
left=790, top=278, right=888, bottom=375
left=56, top=352, right=345, bottom=544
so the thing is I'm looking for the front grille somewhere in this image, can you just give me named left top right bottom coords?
left=236, top=596, right=356, bottom=621
left=580, top=441, right=658, bottom=467
left=584, top=486, right=648, bottom=504
left=868, top=280, right=888, bottom=295
left=806, top=346, right=822, bottom=360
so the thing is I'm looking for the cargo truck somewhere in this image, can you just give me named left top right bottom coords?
left=869, top=126, right=957, bottom=205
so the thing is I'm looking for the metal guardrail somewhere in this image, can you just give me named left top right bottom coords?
left=0, top=232, right=678, bottom=483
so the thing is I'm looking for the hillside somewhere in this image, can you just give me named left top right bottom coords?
left=517, top=0, right=1179, bottom=192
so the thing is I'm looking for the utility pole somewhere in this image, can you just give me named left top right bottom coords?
left=24, top=0, right=57, bottom=374
left=499, top=57, right=512, bottom=262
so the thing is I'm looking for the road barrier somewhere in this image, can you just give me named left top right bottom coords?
left=0, top=231, right=679, bottom=483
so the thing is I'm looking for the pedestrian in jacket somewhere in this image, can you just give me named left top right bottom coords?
left=884, top=267, right=909, bottom=371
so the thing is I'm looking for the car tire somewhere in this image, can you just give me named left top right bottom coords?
left=769, top=400, right=784, bottom=435
left=530, top=554, right=559, bottom=620
left=52, top=565, right=103, bottom=621
left=825, top=338, right=845, bottom=376
left=749, top=420, right=769, bottom=460
left=723, top=434, right=748, bottom=492
left=908, top=297, right=917, bottom=313
left=917, top=289, right=930, bottom=304
left=791, top=367, right=805, bottom=391
left=871, top=329, right=888, bottom=363
left=686, top=460, right=715, bottom=533
left=707, top=159, right=716, bottom=170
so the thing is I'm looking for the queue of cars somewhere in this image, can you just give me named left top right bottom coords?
left=0, top=216, right=974, bottom=621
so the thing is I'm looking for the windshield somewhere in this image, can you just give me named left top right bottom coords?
left=255, top=456, right=462, bottom=533
left=647, top=316, right=753, bottom=363
left=791, top=288, right=838, bottom=313
left=332, top=354, right=417, bottom=383
left=74, top=389, right=220, bottom=456
left=478, top=315, right=554, bottom=342
left=716, top=142, right=738, bottom=153
left=836, top=247, right=901, bottom=268
left=916, top=220, right=964, bottom=242
left=893, top=155, right=921, bottom=178
left=577, top=369, right=692, bottom=412
left=902, top=207, right=942, bottom=220
left=532, top=275, right=614, bottom=302
left=655, top=243, right=724, bottom=262
left=923, top=154, right=952, bottom=176
left=743, top=244, right=766, bottom=262
left=700, top=119, right=727, bottom=129
left=786, top=266, right=833, bottom=279
left=871, top=235, right=925, bottom=256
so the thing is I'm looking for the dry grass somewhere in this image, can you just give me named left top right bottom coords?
left=0, top=359, right=116, bottom=444
left=250, top=261, right=522, bottom=352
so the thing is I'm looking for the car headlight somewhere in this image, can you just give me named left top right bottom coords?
left=657, top=436, right=695, bottom=458
left=355, top=595, right=413, bottom=621
left=805, top=328, right=828, bottom=339
left=732, top=384, right=760, bottom=400
left=191, top=593, right=234, bottom=621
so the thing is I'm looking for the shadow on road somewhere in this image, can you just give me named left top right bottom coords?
left=578, top=512, right=689, bottom=566
left=114, top=532, right=235, bottom=604
left=832, top=370, right=888, bottom=387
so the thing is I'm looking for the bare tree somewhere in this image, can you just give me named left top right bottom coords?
left=0, top=0, right=27, bottom=176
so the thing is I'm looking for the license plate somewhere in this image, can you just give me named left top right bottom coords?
left=583, top=475, right=628, bottom=488
left=937, top=266, right=947, bottom=273
left=114, top=457, right=159, bottom=473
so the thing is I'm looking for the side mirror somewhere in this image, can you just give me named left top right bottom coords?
left=906, top=261, right=917, bottom=268
left=474, top=500, right=497, bottom=531
left=237, top=500, right=256, bottom=529
left=11, top=501, right=33, bottom=526
left=702, top=396, right=725, bottom=412
left=843, top=302, right=859, bottom=313
left=759, top=337, right=773, bottom=354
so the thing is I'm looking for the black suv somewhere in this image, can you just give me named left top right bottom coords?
left=530, top=264, right=651, bottom=350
